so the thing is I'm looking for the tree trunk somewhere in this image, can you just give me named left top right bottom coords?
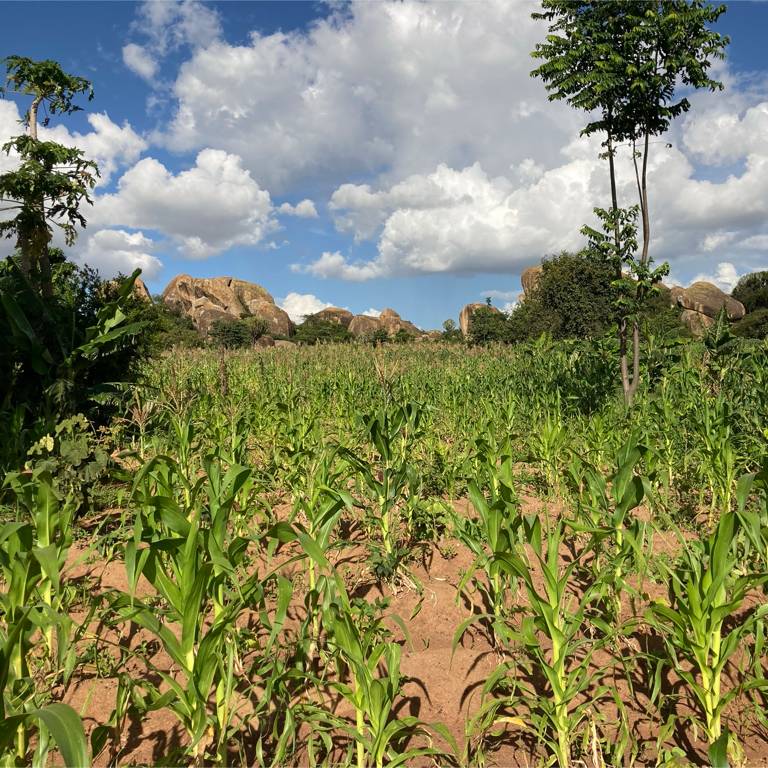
left=22, top=96, right=54, bottom=297
left=638, top=131, right=650, bottom=266
left=608, top=131, right=632, bottom=404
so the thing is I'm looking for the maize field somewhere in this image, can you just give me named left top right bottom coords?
left=2, top=337, right=768, bottom=767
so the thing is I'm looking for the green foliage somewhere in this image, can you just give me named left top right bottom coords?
left=1, top=57, right=98, bottom=297
left=732, top=308, right=768, bottom=340
left=294, top=316, right=352, bottom=345
left=0, top=258, right=146, bottom=469
left=209, top=315, right=267, bottom=349
left=582, top=206, right=669, bottom=320
left=732, top=270, right=768, bottom=314
left=510, top=251, right=619, bottom=341
left=468, top=305, right=509, bottom=344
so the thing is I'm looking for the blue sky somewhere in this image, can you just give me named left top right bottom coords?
left=2, top=0, right=768, bottom=328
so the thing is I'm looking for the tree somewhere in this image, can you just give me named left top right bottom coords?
left=732, top=309, right=768, bottom=340
left=732, top=270, right=768, bottom=314
left=0, top=56, right=97, bottom=298
left=441, top=318, right=462, bottom=342
left=294, top=317, right=352, bottom=345
left=468, top=305, right=509, bottom=345
left=532, top=1, right=728, bottom=403
left=209, top=316, right=267, bottom=349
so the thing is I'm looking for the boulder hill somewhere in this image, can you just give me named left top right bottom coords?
left=161, top=276, right=423, bottom=339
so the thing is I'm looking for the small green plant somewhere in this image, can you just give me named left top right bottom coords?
left=475, top=520, right=612, bottom=768
left=646, top=512, right=768, bottom=760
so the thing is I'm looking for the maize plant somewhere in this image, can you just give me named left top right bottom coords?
left=322, top=577, right=446, bottom=767
left=646, top=511, right=768, bottom=759
left=478, top=520, right=612, bottom=768
left=453, top=467, right=532, bottom=644
left=696, top=397, right=738, bottom=522
left=344, top=402, right=424, bottom=566
left=108, top=453, right=293, bottom=764
left=0, top=484, right=88, bottom=767
left=567, top=437, right=649, bottom=622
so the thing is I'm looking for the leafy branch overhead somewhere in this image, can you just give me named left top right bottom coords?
left=0, top=56, right=98, bottom=297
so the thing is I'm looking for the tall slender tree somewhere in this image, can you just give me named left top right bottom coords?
left=532, top=1, right=728, bottom=403
left=0, top=57, right=98, bottom=298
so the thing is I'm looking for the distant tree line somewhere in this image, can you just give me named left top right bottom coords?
left=463, top=253, right=768, bottom=346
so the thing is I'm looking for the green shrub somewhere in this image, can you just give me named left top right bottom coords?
left=732, top=308, right=768, bottom=339
left=732, top=270, right=768, bottom=313
left=294, top=316, right=352, bottom=345
left=209, top=316, right=267, bottom=349
left=469, top=305, right=510, bottom=344
left=508, top=252, right=685, bottom=343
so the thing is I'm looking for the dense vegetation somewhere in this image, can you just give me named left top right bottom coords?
left=2, top=338, right=768, bottom=766
left=3, top=5, right=768, bottom=766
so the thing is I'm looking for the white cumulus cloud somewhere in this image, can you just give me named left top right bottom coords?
left=278, top=292, right=335, bottom=323
left=93, top=149, right=276, bottom=258
left=77, top=229, right=163, bottom=280
left=160, top=0, right=577, bottom=192
left=278, top=199, right=318, bottom=218
left=123, top=43, right=158, bottom=81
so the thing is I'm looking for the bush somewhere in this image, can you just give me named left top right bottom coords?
left=294, top=317, right=352, bottom=345
left=507, top=251, right=685, bottom=343
left=530, top=252, right=616, bottom=340
left=732, top=308, right=768, bottom=340
left=732, top=270, right=768, bottom=313
left=469, top=305, right=510, bottom=344
left=0, top=253, right=146, bottom=469
left=209, top=316, right=267, bottom=349
left=393, top=328, right=415, bottom=343
left=369, top=327, right=390, bottom=346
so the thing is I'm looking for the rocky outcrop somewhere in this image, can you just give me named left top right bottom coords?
left=379, top=308, right=420, bottom=337
left=311, top=307, right=354, bottom=327
left=347, top=309, right=421, bottom=339
left=162, top=275, right=293, bottom=336
left=348, top=314, right=383, bottom=338
left=669, top=281, right=746, bottom=336
left=247, top=299, right=294, bottom=337
left=460, top=303, right=501, bottom=336
left=133, top=277, right=152, bottom=302
left=521, top=264, right=543, bottom=297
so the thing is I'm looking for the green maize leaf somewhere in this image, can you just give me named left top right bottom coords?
left=708, top=729, right=729, bottom=768
left=31, top=703, right=90, bottom=767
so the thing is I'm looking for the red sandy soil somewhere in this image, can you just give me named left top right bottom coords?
left=57, top=495, right=768, bottom=767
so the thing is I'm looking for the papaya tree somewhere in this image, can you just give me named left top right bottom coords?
left=0, top=56, right=98, bottom=298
